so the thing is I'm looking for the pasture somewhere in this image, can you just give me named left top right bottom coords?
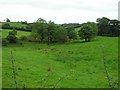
left=2, top=30, right=118, bottom=88
left=2, top=22, right=28, bottom=29
left=2, top=29, right=31, bottom=38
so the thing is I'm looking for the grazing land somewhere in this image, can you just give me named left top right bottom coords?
left=2, top=30, right=118, bottom=88
left=2, top=29, right=31, bottom=38
left=2, top=22, right=28, bottom=28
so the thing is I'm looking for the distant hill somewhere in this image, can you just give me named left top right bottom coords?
left=1, top=22, right=32, bottom=32
left=61, top=23, right=81, bottom=28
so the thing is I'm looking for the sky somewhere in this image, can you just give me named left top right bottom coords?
left=0, top=0, right=119, bottom=24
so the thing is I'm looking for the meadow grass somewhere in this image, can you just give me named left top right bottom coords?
left=2, top=22, right=28, bottom=28
left=2, top=29, right=31, bottom=38
left=75, top=27, right=80, bottom=32
left=2, top=35, right=118, bottom=88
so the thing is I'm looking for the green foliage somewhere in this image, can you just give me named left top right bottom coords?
left=2, top=22, right=27, bottom=28
left=96, top=17, right=120, bottom=36
left=109, top=20, right=120, bottom=37
left=9, top=29, right=17, bottom=35
left=2, top=29, right=31, bottom=38
left=25, top=25, right=32, bottom=30
left=27, top=35, right=41, bottom=42
left=6, top=18, right=10, bottom=22
left=2, top=38, right=9, bottom=46
left=54, top=25, right=68, bottom=43
left=6, top=30, right=18, bottom=43
left=32, top=18, right=68, bottom=43
left=47, top=21, right=57, bottom=44
left=7, top=35, right=18, bottom=43
left=2, top=22, right=30, bottom=31
left=66, top=27, right=78, bottom=40
left=97, top=17, right=111, bottom=36
left=32, top=18, right=48, bottom=42
left=19, top=35, right=28, bottom=41
left=2, top=23, right=11, bottom=29
left=78, top=22, right=98, bottom=42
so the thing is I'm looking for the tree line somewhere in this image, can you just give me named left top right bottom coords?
left=97, top=17, right=120, bottom=37
left=2, top=17, right=119, bottom=37
left=2, top=17, right=119, bottom=46
left=31, top=18, right=98, bottom=44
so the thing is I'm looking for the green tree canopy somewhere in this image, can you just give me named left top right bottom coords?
left=6, top=29, right=18, bottom=43
left=78, top=22, right=98, bottom=42
left=54, top=25, right=68, bottom=43
left=96, top=17, right=120, bottom=36
left=66, top=26, right=77, bottom=40
left=32, top=18, right=48, bottom=42
left=32, top=18, right=68, bottom=44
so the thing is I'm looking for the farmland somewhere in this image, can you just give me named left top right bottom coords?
left=2, top=29, right=31, bottom=38
left=2, top=29, right=118, bottom=88
left=0, top=0, right=119, bottom=88
left=2, top=22, right=28, bottom=29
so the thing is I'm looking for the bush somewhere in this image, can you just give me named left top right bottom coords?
left=54, top=26, right=68, bottom=43
left=27, top=36, right=37, bottom=42
left=78, top=22, right=98, bottom=42
left=19, top=36, right=28, bottom=41
left=2, top=23, right=11, bottom=29
left=32, top=18, right=68, bottom=44
left=9, top=29, right=17, bottom=35
left=2, top=38, right=9, bottom=46
left=6, top=30, right=18, bottom=43
left=7, top=35, right=18, bottom=43
left=66, top=27, right=78, bottom=40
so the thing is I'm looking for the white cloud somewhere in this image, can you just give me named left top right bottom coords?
left=0, top=0, right=119, bottom=23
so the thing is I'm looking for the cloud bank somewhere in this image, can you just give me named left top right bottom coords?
left=0, top=0, right=119, bottom=24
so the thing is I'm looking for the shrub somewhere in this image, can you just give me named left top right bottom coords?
left=27, top=36, right=37, bottom=42
left=6, top=30, right=18, bottom=43
left=2, top=38, right=9, bottom=46
left=19, top=36, right=28, bottom=41
left=9, top=29, right=17, bottom=35
left=78, top=22, right=98, bottom=42
left=7, top=35, right=18, bottom=43
left=32, top=18, right=68, bottom=44
left=54, top=26, right=68, bottom=43
left=2, top=23, right=11, bottom=29
left=66, top=27, right=78, bottom=40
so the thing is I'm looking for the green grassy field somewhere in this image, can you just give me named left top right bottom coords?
left=75, top=27, right=80, bottom=32
left=2, top=22, right=28, bottom=28
left=2, top=29, right=31, bottom=38
left=2, top=29, right=118, bottom=88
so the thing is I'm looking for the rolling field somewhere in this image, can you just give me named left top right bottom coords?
left=2, top=30, right=118, bottom=88
left=2, top=22, right=28, bottom=28
left=2, top=29, right=31, bottom=38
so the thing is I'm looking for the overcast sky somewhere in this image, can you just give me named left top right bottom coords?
left=0, top=0, right=119, bottom=24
